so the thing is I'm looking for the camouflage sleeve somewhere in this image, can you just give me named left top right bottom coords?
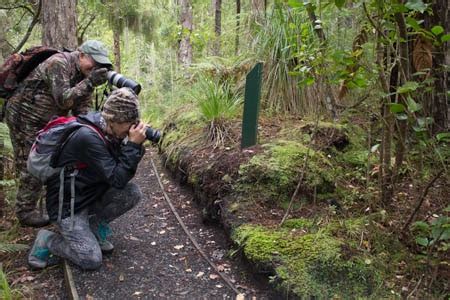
left=44, top=58, right=94, bottom=110
left=72, top=94, right=93, bottom=115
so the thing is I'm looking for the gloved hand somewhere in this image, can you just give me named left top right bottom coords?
left=88, top=68, right=108, bottom=87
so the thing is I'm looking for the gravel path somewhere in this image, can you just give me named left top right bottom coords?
left=71, top=149, right=277, bottom=299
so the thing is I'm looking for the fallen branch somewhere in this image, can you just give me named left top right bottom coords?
left=402, top=169, right=445, bottom=232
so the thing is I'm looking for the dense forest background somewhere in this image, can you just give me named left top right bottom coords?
left=0, top=0, right=449, bottom=298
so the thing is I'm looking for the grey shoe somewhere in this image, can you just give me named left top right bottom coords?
left=18, top=210, right=50, bottom=228
left=91, top=219, right=114, bottom=253
left=28, top=229, right=55, bottom=269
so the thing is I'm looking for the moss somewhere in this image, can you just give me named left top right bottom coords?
left=187, top=172, right=200, bottom=185
left=281, top=218, right=315, bottom=230
left=233, top=224, right=384, bottom=298
left=237, top=140, right=336, bottom=205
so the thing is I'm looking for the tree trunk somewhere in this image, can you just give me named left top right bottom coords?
left=178, top=0, right=193, bottom=66
left=0, top=11, right=11, bottom=62
left=235, top=0, right=241, bottom=55
left=0, top=138, right=4, bottom=217
left=113, top=25, right=121, bottom=73
left=429, top=0, right=448, bottom=132
left=251, top=0, right=266, bottom=23
left=212, top=0, right=222, bottom=56
left=42, top=0, right=77, bottom=49
left=392, top=10, right=410, bottom=186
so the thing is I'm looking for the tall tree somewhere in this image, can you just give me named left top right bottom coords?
left=178, top=0, right=193, bottom=66
left=235, top=0, right=240, bottom=55
left=79, top=0, right=157, bottom=72
left=212, top=0, right=222, bottom=56
left=251, top=0, right=266, bottom=23
left=41, top=0, right=77, bottom=49
left=426, top=0, right=448, bottom=133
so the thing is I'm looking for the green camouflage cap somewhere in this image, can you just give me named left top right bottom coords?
left=102, top=88, right=140, bottom=123
left=79, top=40, right=112, bottom=66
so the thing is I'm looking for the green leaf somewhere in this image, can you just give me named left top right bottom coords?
left=406, top=17, right=422, bottom=31
left=443, top=206, right=450, bottom=213
left=334, top=0, right=346, bottom=9
left=288, top=0, right=303, bottom=8
left=405, top=0, right=427, bottom=13
left=436, top=132, right=450, bottom=142
left=389, top=103, right=406, bottom=113
left=416, top=237, right=429, bottom=246
left=412, top=221, right=430, bottom=232
left=441, top=34, right=450, bottom=43
left=370, top=144, right=380, bottom=153
left=413, top=125, right=427, bottom=133
left=398, top=81, right=420, bottom=93
left=407, top=96, right=422, bottom=112
left=431, top=25, right=444, bottom=36
left=304, top=77, right=315, bottom=85
left=396, top=113, right=408, bottom=121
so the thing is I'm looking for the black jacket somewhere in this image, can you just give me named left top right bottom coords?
left=46, top=112, right=144, bottom=221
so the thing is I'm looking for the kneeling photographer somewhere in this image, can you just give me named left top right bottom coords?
left=28, top=87, right=154, bottom=270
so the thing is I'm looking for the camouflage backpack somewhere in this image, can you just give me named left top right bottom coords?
left=0, top=46, right=60, bottom=99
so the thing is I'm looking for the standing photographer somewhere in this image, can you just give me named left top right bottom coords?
left=28, top=87, right=146, bottom=270
left=5, top=40, right=111, bottom=227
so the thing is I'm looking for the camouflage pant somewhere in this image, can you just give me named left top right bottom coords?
left=46, top=182, right=141, bottom=270
left=5, top=107, right=44, bottom=216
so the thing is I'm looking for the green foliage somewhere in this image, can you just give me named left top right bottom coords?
left=254, top=2, right=312, bottom=113
left=0, top=269, right=12, bottom=300
left=0, top=268, right=23, bottom=300
left=411, top=209, right=450, bottom=253
left=191, top=77, right=242, bottom=122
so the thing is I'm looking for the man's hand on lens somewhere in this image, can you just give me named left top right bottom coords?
left=88, top=68, right=108, bottom=86
left=128, top=122, right=147, bottom=145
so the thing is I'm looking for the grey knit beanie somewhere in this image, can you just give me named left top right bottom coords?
left=102, top=88, right=140, bottom=123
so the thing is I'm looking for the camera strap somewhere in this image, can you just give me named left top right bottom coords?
left=95, top=86, right=110, bottom=111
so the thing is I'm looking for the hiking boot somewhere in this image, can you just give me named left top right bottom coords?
left=18, top=210, right=50, bottom=228
left=28, top=229, right=56, bottom=269
left=91, top=220, right=114, bottom=253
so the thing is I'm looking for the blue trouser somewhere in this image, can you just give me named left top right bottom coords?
left=46, top=182, right=141, bottom=270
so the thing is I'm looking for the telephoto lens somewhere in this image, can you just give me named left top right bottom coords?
left=145, top=127, right=161, bottom=143
left=107, top=71, right=142, bottom=95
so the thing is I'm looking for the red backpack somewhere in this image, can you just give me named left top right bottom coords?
left=0, top=46, right=60, bottom=99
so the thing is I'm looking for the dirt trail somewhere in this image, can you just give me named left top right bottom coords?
left=69, top=148, right=277, bottom=299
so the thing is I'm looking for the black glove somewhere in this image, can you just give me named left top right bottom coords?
left=88, top=68, right=108, bottom=87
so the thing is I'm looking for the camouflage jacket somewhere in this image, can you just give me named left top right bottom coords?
left=5, top=51, right=94, bottom=133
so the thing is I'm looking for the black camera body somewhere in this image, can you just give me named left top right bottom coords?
left=107, top=71, right=141, bottom=95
